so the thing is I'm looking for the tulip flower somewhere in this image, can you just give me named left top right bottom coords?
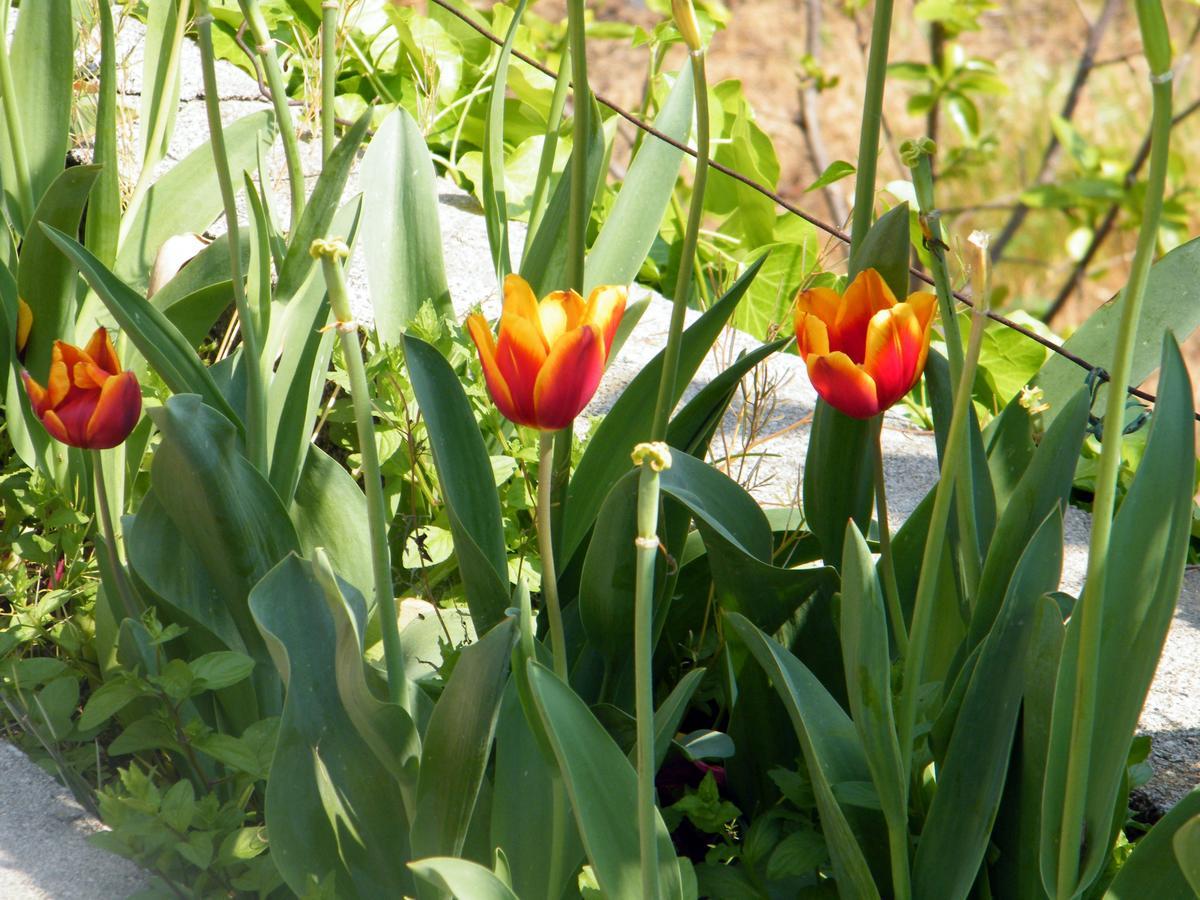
left=467, top=274, right=626, bottom=430
left=793, top=268, right=937, bottom=419
left=16, top=297, right=31, bottom=353
left=21, top=327, right=142, bottom=449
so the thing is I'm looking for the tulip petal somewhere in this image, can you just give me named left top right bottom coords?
left=533, top=324, right=605, bottom=430
left=794, top=310, right=831, bottom=361
left=39, top=409, right=71, bottom=445
left=87, top=371, right=142, bottom=449
left=904, top=290, right=938, bottom=378
left=583, top=285, right=627, bottom=356
left=83, top=327, right=121, bottom=375
left=865, top=304, right=927, bottom=409
left=833, top=269, right=897, bottom=362
left=16, top=298, right=31, bottom=352
left=52, top=391, right=97, bottom=447
left=496, top=312, right=549, bottom=426
left=467, top=314, right=523, bottom=426
left=502, top=274, right=548, bottom=351
left=807, top=351, right=880, bottom=419
left=20, top=370, right=47, bottom=414
left=46, top=347, right=73, bottom=407
left=538, top=290, right=585, bottom=345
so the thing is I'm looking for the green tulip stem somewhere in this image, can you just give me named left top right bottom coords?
left=872, top=416, right=908, bottom=655
left=848, top=0, right=895, bottom=264
left=0, top=9, right=34, bottom=224
left=92, top=451, right=141, bottom=623
left=897, top=259, right=988, bottom=786
left=537, top=432, right=569, bottom=680
left=651, top=47, right=709, bottom=441
left=565, top=0, right=590, bottom=293
left=320, top=1, right=338, bottom=162
left=196, top=2, right=268, bottom=475
left=239, top=0, right=306, bottom=229
left=632, top=443, right=670, bottom=900
left=314, top=241, right=404, bottom=706
left=1056, top=5, right=1173, bottom=895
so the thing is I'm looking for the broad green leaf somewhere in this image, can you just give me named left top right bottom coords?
left=806, top=161, right=856, bottom=192
left=361, top=107, right=452, bottom=343
left=480, top=0, right=528, bottom=279
left=85, top=0, right=120, bottom=269
left=913, top=509, right=1063, bottom=899
left=41, top=227, right=241, bottom=429
left=189, top=651, right=256, bottom=692
left=707, top=80, right=780, bottom=247
left=562, top=255, right=767, bottom=563
left=290, top=445, right=372, bottom=607
left=586, top=64, right=694, bottom=292
left=19, top=166, right=100, bottom=380
left=734, top=234, right=820, bottom=341
left=404, top=335, right=510, bottom=631
left=803, top=401, right=873, bottom=565
left=839, top=524, right=905, bottom=855
left=147, top=233, right=247, bottom=333
left=0, top=0, right=72, bottom=224
left=1103, top=790, right=1200, bottom=899
left=1041, top=336, right=1195, bottom=897
left=116, top=110, right=276, bottom=292
left=526, top=661, right=684, bottom=900
left=1033, top=236, right=1200, bottom=426
left=725, top=613, right=882, bottom=899
left=1174, top=815, right=1200, bottom=896
left=250, top=555, right=413, bottom=899
left=410, top=858, right=519, bottom=900
left=412, top=618, right=518, bottom=860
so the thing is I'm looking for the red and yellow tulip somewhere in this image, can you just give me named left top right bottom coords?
left=467, top=274, right=626, bottom=430
left=21, top=327, right=142, bottom=449
left=793, top=268, right=936, bottom=419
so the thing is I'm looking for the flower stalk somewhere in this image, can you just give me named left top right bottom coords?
left=320, top=0, right=338, bottom=162
left=871, top=416, right=908, bottom=655
left=651, top=37, right=709, bottom=441
left=1055, top=4, right=1173, bottom=895
left=632, top=441, right=672, bottom=900
left=239, top=0, right=306, bottom=228
left=196, top=2, right=268, bottom=474
left=848, top=0, right=895, bottom=264
left=312, top=238, right=405, bottom=706
left=537, top=431, right=569, bottom=680
left=896, top=232, right=990, bottom=784
left=92, top=451, right=141, bottom=623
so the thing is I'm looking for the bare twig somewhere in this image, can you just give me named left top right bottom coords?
left=990, top=0, right=1122, bottom=262
left=795, top=0, right=848, bottom=224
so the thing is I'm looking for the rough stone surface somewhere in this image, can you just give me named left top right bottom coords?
left=3, top=11, right=1198, bottom=898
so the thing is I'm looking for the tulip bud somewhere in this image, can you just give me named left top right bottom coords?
left=672, top=0, right=704, bottom=52
left=16, top=297, right=31, bottom=353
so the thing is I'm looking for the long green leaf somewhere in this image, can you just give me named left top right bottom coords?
left=526, top=661, right=684, bottom=900
left=42, top=227, right=241, bottom=429
left=250, top=555, right=413, bottom=899
left=404, top=335, right=510, bottom=631
left=85, top=0, right=120, bottom=269
left=116, top=110, right=276, bottom=292
left=412, top=618, right=517, bottom=860
left=913, top=509, right=1063, bottom=899
left=20, top=166, right=101, bottom=379
left=562, top=255, right=767, bottom=563
left=1041, top=335, right=1195, bottom=896
left=725, top=612, right=882, bottom=899
left=290, top=445, right=372, bottom=606
left=1103, top=790, right=1200, bottom=899
left=0, top=0, right=72, bottom=221
left=361, top=107, right=452, bottom=343
left=585, top=64, right=694, bottom=292
left=139, top=0, right=183, bottom=167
